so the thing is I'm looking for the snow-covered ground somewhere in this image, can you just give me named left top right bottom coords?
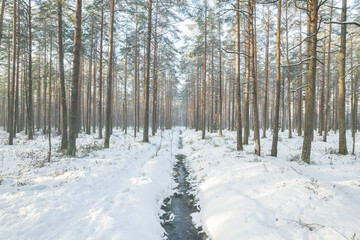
left=182, top=129, right=360, bottom=240
left=1, top=127, right=360, bottom=240
left=0, top=129, right=179, bottom=240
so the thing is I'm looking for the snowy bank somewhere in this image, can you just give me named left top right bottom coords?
left=0, top=129, right=179, bottom=240
left=182, top=129, right=360, bottom=240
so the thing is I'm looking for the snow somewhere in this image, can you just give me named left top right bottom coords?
left=0, top=129, right=179, bottom=240
left=181, top=129, right=360, bottom=240
left=1, top=127, right=360, bottom=239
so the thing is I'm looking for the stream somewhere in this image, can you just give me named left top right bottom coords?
left=161, top=133, right=207, bottom=240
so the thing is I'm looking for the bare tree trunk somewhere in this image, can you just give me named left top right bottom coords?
left=323, top=0, right=333, bottom=142
left=8, top=0, right=16, bottom=145
left=244, top=0, right=251, bottom=145
left=104, top=0, right=115, bottom=148
left=211, top=43, right=214, bottom=133
left=143, top=0, right=152, bottom=142
left=250, top=0, right=260, bottom=155
left=297, top=11, right=303, bottom=136
left=236, top=0, right=243, bottom=150
left=123, top=41, right=128, bottom=134
left=43, top=26, right=47, bottom=135
left=133, top=8, right=138, bottom=137
left=338, top=0, right=348, bottom=155
left=301, top=0, right=318, bottom=163
left=318, top=28, right=326, bottom=136
left=151, top=0, right=158, bottom=136
left=271, top=0, right=281, bottom=156
left=218, top=17, right=223, bottom=137
left=86, top=21, right=94, bottom=135
left=202, top=0, right=207, bottom=140
left=14, top=10, right=20, bottom=136
left=57, top=0, right=67, bottom=149
left=98, top=0, right=103, bottom=139
left=67, top=0, right=82, bottom=155
left=262, top=4, right=270, bottom=139
left=285, top=0, right=292, bottom=138
left=48, top=33, right=53, bottom=162
left=27, top=0, right=33, bottom=139
left=93, top=37, right=97, bottom=133
left=36, top=60, right=41, bottom=131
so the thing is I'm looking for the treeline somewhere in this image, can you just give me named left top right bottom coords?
left=181, top=0, right=359, bottom=162
left=0, top=0, right=359, bottom=162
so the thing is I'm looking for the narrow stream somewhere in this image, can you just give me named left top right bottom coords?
left=161, top=133, right=207, bottom=240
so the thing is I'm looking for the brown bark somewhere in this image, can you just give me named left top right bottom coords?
left=123, top=41, right=128, bottom=134
left=271, top=0, right=282, bottom=157
left=143, top=0, right=152, bottom=142
left=236, top=0, right=243, bottom=151
left=301, top=0, right=319, bottom=163
left=152, top=0, right=159, bottom=136
left=285, top=0, right=292, bottom=138
left=323, top=0, right=333, bottom=142
left=244, top=0, right=251, bottom=145
left=250, top=0, right=260, bottom=155
left=202, top=0, right=207, bottom=140
left=8, top=0, right=16, bottom=145
left=262, top=4, right=270, bottom=139
left=338, top=0, right=348, bottom=155
left=297, top=11, right=303, bottom=136
left=104, top=0, right=115, bottom=148
left=98, top=0, right=103, bottom=139
left=27, top=0, right=33, bottom=139
left=86, top=21, right=94, bottom=135
left=57, top=0, right=67, bottom=149
left=67, top=0, right=82, bottom=155
left=218, top=18, right=223, bottom=137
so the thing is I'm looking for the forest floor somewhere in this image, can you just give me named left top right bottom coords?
left=0, top=128, right=359, bottom=239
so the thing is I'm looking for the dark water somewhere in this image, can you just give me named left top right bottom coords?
left=161, top=136, right=207, bottom=240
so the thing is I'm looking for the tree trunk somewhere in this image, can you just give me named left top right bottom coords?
left=250, top=0, right=260, bottom=155
left=151, top=0, right=159, bottom=136
left=86, top=21, right=94, bottom=135
left=48, top=33, right=53, bottom=162
left=338, top=0, right=348, bottom=155
left=236, top=0, right=243, bottom=151
left=27, top=0, right=33, bottom=139
left=244, top=0, right=251, bottom=145
left=93, top=37, right=97, bottom=133
left=323, top=0, right=333, bottom=142
left=98, top=0, right=103, bottom=139
left=218, top=17, right=223, bottom=137
left=301, top=0, right=318, bottom=163
left=143, top=0, right=152, bottom=142
left=8, top=0, right=16, bottom=145
left=270, top=0, right=281, bottom=156
left=262, top=4, right=270, bottom=139
left=297, top=11, right=303, bottom=136
left=67, top=0, right=82, bottom=155
left=57, top=0, right=67, bottom=149
left=285, top=0, right=292, bottom=138
left=123, top=41, right=128, bottom=134
left=43, top=26, right=47, bottom=135
left=202, top=0, right=207, bottom=140
left=104, top=0, right=115, bottom=148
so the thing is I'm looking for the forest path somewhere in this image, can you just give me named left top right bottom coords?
left=160, top=131, right=207, bottom=240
